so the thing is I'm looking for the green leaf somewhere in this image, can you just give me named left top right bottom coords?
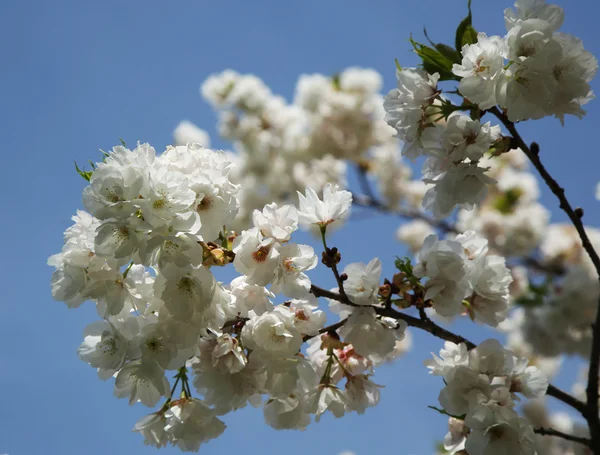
left=331, top=73, right=341, bottom=90
left=435, top=43, right=461, bottom=64
left=461, top=25, right=478, bottom=47
left=74, top=161, right=93, bottom=182
left=493, top=188, right=523, bottom=214
left=515, top=281, right=550, bottom=307
left=119, top=137, right=126, bottom=147
left=455, top=0, right=478, bottom=53
left=394, top=256, right=414, bottom=275
left=394, top=58, right=402, bottom=72
left=410, top=37, right=459, bottom=81
left=423, top=27, right=461, bottom=65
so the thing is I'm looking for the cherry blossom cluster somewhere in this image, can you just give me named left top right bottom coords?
left=506, top=225, right=600, bottom=359
left=50, top=153, right=416, bottom=451
left=48, top=0, right=600, bottom=453
left=428, top=339, right=549, bottom=455
left=457, top=148, right=548, bottom=258
left=414, top=231, right=512, bottom=326
left=384, top=0, right=597, bottom=220
left=176, top=68, right=424, bottom=229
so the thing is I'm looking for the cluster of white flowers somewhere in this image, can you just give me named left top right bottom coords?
left=384, top=68, right=502, bottom=218
left=49, top=154, right=415, bottom=450
left=457, top=148, right=549, bottom=258
left=459, top=1, right=597, bottom=123
left=49, top=1, right=600, bottom=453
left=414, top=230, right=513, bottom=326
left=509, top=225, right=600, bottom=358
left=177, top=67, right=426, bottom=230
left=428, top=339, right=548, bottom=455
left=384, top=0, right=597, bottom=220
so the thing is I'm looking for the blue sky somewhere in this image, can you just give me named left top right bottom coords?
left=2, top=0, right=600, bottom=454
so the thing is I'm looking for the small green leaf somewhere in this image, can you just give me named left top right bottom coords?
left=394, top=58, right=402, bottom=72
left=331, top=73, right=341, bottom=90
left=461, top=25, right=478, bottom=47
left=515, top=280, right=550, bottom=307
left=493, top=188, right=523, bottom=214
left=410, top=37, right=459, bottom=81
left=74, top=162, right=93, bottom=182
left=436, top=43, right=461, bottom=64
left=119, top=137, right=126, bottom=147
left=455, top=0, right=478, bottom=53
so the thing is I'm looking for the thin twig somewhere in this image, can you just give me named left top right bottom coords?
left=309, top=284, right=587, bottom=414
left=351, top=188, right=559, bottom=276
left=489, top=107, right=600, bottom=448
left=303, top=317, right=349, bottom=342
left=534, top=426, right=592, bottom=448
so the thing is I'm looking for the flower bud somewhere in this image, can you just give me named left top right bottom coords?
left=378, top=284, right=392, bottom=299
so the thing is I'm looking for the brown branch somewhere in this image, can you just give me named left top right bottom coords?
left=309, top=284, right=587, bottom=415
left=534, top=426, right=592, bottom=448
left=489, top=107, right=600, bottom=448
left=351, top=191, right=560, bottom=276
left=303, top=317, right=349, bottom=342
left=352, top=192, right=458, bottom=234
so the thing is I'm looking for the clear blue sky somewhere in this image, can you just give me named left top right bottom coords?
left=2, top=0, right=600, bottom=454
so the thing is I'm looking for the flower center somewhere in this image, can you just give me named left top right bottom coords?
left=252, top=246, right=270, bottom=263
left=153, top=198, right=167, bottom=210
left=197, top=196, right=212, bottom=211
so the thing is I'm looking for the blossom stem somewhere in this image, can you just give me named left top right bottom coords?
left=319, top=225, right=349, bottom=301
left=303, top=317, right=349, bottom=342
left=489, top=106, right=600, bottom=449
left=350, top=179, right=561, bottom=276
left=534, top=426, right=592, bottom=448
